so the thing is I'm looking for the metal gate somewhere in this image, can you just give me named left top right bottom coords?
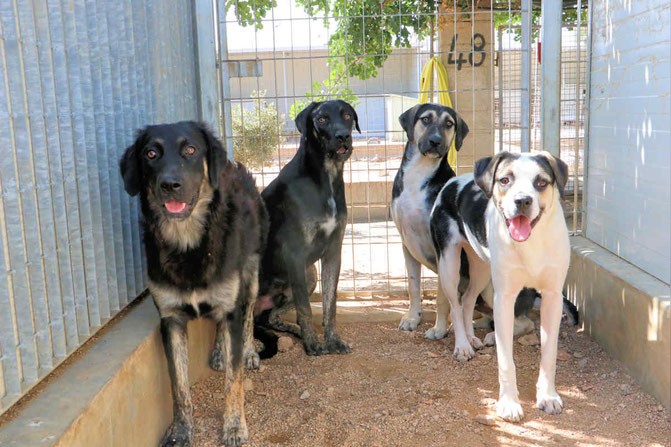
left=216, top=0, right=588, bottom=300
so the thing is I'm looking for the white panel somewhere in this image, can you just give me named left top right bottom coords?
left=586, top=0, right=671, bottom=283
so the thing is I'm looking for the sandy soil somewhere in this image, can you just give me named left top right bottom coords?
left=192, top=315, right=669, bottom=447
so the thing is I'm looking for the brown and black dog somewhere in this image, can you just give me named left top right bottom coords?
left=120, top=121, right=267, bottom=447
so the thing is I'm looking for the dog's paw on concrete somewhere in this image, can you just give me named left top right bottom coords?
left=398, top=313, right=421, bottom=331
left=424, top=326, right=448, bottom=340
left=222, top=419, right=248, bottom=447
left=209, top=348, right=226, bottom=372
left=496, top=396, right=524, bottom=422
left=160, top=420, right=193, bottom=447
left=536, top=391, right=564, bottom=415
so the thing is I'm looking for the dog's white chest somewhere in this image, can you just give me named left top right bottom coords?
left=392, top=155, right=439, bottom=270
left=320, top=197, right=338, bottom=236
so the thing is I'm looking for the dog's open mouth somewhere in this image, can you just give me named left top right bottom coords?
left=506, top=212, right=542, bottom=242
left=164, top=199, right=194, bottom=218
left=336, top=146, right=348, bottom=154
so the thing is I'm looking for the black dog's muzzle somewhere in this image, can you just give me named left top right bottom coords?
left=419, top=134, right=446, bottom=158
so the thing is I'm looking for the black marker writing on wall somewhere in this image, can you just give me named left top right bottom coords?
left=448, top=33, right=487, bottom=70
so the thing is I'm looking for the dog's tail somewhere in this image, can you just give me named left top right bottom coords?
left=254, top=324, right=279, bottom=359
left=562, top=298, right=580, bottom=326
left=532, top=294, right=580, bottom=326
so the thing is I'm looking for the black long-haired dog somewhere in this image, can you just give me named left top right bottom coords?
left=255, top=100, right=359, bottom=357
left=120, top=121, right=267, bottom=447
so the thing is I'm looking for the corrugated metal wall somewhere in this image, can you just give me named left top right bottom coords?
left=0, top=0, right=199, bottom=413
left=585, top=0, right=671, bottom=283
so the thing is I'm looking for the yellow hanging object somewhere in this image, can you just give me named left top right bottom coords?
left=419, top=56, right=457, bottom=167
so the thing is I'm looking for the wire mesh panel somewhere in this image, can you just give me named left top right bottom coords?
left=0, top=0, right=199, bottom=414
left=216, top=2, right=535, bottom=299
left=217, top=0, right=588, bottom=301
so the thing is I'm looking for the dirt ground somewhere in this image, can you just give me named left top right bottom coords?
left=192, top=314, right=670, bottom=447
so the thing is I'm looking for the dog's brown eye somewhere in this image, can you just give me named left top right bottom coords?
left=183, top=145, right=196, bottom=156
left=445, top=121, right=454, bottom=128
left=421, top=116, right=431, bottom=124
left=343, top=113, right=351, bottom=120
left=317, top=116, right=328, bottom=125
left=146, top=148, right=158, bottom=160
left=536, top=179, right=548, bottom=188
left=499, top=177, right=510, bottom=186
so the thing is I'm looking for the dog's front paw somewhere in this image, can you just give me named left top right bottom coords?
left=244, top=348, right=260, bottom=370
left=302, top=334, right=327, bottom=356
left=453, top=342, right=476, bottom=362
left=424, top=326, right=448, bottom=340
left=160, top=420, right=193, bottom=447
left=325, top=335, right=352, bottom=354
left=496, top=395, right=524, bottom=422
left=469, top=335, right=484, bottom=350
left=483, top=331, right=496, bottom=346
left=399, top=313, right=421, bottom=331
left=536, top=391, right=563, bottom=415
left=209, top=347, right=225, bottom=372
left=222, top=419, right=248, bottom=447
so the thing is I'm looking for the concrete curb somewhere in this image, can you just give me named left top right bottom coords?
left=566, top=236, right=670, bottom=410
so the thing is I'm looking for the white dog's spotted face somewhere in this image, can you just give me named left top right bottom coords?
left=475, top=151, right=568, bottom=242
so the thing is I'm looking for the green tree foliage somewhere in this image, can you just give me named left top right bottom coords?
left=295, top=0, right=440, bottom=80
left=225, top=0, right=277, bottom=29
left=231, top=91, right=285, bottom=169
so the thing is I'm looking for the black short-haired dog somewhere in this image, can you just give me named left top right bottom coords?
left=255, top=100, right=359, bottom=356
left=120, top=121, right=267, bottom=447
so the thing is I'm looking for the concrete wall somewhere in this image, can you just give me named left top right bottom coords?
left=585, top=0, right=671, bottom=283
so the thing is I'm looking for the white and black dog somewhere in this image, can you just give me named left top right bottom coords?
left=430, top=150, right=570, bottom=421
left=391, top=103, right=469, bottom=338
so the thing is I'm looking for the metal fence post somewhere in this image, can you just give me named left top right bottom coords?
left=541, top=0, right=562, bottom=156
left=194, top=0, right=219, bottom=133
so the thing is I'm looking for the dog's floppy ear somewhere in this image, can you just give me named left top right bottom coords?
left=346, top=102, right=361, bottom=133
left=119, top=131, right=145, bottom=196
left=295, top=101, right=320, bottom=135
left=537, top=151, right=569, bottom=198
left=399, top=104, right=423, bottom=141
left=198, top=122, right=228, bottom=187
left=474, top=151, right=513, bottom=198
left=447, top=108, right=469, bottom=151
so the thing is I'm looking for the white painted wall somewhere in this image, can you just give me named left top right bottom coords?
left=585, top=0, right=671, bottom=283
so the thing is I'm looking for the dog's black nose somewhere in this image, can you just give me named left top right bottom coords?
left=160, top=178, right=182, bottom=192
left=335, top=131, right=351, bottom=142
left=514, top=195, right=533, bottom=210
left=429, top=136, right=442, bottom=147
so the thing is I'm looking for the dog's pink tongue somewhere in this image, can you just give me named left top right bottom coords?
left=508, top=216, right=531, bottom=242
left=337, top=146, right=347, bottom=154
left=165, top=200, right=186, bottom=213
